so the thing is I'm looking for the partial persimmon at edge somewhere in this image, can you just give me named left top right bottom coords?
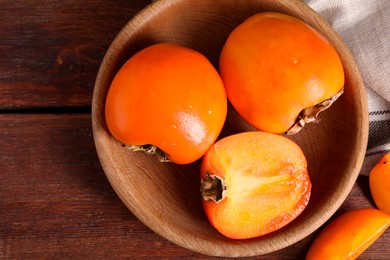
left=306, top=208, right=390, bottom=260
left=200, top=131, right=311, bottom=239
left=370, top=153, right=390, bottom=215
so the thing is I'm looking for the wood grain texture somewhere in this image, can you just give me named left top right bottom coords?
left=0, top=114, right=193, bottom=258
left=0, top=0, right=151, bottom=110
left=1, top=114, right=388, bottom=259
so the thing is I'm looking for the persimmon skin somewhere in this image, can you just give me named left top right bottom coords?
left=105, top=43, right=227, bottom=164
left=370, top=154, right=390, bottom=215
left=200, top=131, right=311, bottom=239
left=219, top=12, right=345, bottom=134
left=306, top=208, right=390, bottom=260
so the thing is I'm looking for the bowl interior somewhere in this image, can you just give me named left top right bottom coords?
left=92, top=0, right=368, bottom=257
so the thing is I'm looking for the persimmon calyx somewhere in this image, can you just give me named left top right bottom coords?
left=286, top=88, right=344, bottom=135
left=124, top=144, right=170, bottom=162
left=201, top=172, right=227, bottom=203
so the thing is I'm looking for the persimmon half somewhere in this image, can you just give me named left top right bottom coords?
left=306, top=208, right=390, bottom=260
left=369, top=154, right=390, bottom=215
left=200, top=131, right=311, bottom=239
left=219, top=12, right=345, bottom=134
left=105, top=43, right=227, bottom=164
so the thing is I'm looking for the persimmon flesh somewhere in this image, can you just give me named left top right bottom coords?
left=369, top=154, right=390, bottom=215
left=105, top=43, right=227, bottom=164
left=306, top=208, right=390, bottom=259
left=219, top=12, right=345, bottom=134
left=200, top=131, right=311, bottom=239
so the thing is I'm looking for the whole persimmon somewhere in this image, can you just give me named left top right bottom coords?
left=306, top=208, right=390, bottom=260
left=105, top=43, right=227, bottom=164
left=200, top=131, right=311, bottom=239
left=369, top=154, right=390, bottom=215
left=219, top=12, right=345, bottom=134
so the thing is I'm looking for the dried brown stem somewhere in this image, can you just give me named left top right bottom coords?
left=200, top=172, right=227, bottom=203
left=286, top=88, right=344, bottom=135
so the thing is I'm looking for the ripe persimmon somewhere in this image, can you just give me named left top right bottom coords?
left=219, top=12, right=344, bottom=134
left=306, top=208, right=390, bottom=259
left=370, top=154, right=390, bottom=215
left=200, top=131, right=311, bottom=239
left=105, top=43, right=227, bottom=164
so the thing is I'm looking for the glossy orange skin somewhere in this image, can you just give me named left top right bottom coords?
left=105, top=43, right=227, bottom=164
left=219, top=12, right=345, bottom=133
left=370, top=154, right=390, bottom=215
left=201, top=131, right=311, bottom=239
left=306, top=208, right=390, bottom=260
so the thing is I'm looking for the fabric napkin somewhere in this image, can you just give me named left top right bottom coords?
left=303, top=0, right=390, bottom=175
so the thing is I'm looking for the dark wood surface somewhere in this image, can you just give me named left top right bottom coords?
left=1, top=1, right=389, bottom=259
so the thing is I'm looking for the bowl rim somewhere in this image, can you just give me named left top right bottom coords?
left=91, top=0, right=369, bottom=256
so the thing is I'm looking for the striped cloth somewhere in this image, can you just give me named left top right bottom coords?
left=303, top=0, right=390, bottom=175
left=363, top=88, right=390, bottom=175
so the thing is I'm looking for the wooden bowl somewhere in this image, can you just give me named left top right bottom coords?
left=92, top=0, right=368, bottom=257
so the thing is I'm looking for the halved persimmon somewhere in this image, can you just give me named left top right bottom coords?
left=306, top=208, right=390, bottom=259
left=369, top=154, right=390, bottom=215
left=105, top=43, right=227, bottom=164
left=200, top=131, right=311, bottom=239
left=219, top=12, right=344, bottom=134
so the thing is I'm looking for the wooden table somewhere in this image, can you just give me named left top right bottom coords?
left=1, top=1, right=389, bottom=258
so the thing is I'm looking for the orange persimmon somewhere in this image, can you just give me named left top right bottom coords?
left=105, top=43, right=227, bottom=164
left=370, top=153, right=390, bottom=215
left=219, top=12, right=344, bottom=134
left=200, top=131, right=311, bottom=239
left=306, top=208, right=390, bottom=260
